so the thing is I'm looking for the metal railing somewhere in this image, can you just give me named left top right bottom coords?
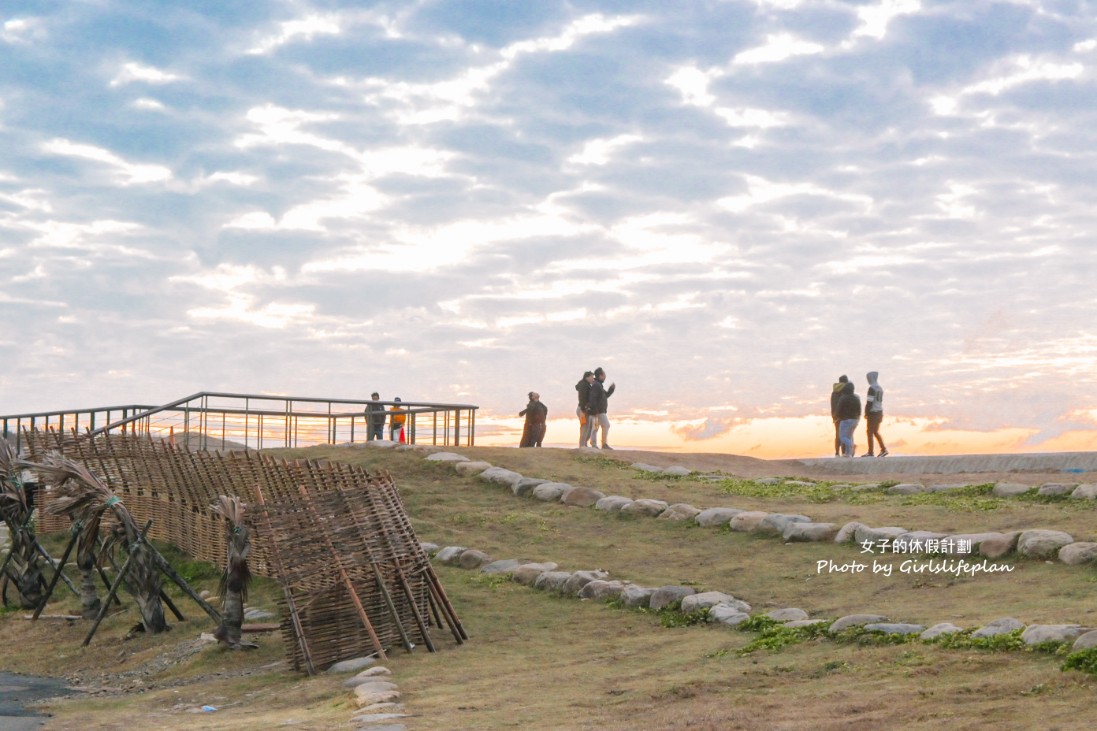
left=1, top=391, right=478, bottom=452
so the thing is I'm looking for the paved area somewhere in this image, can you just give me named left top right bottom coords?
left=0, top=673, right=75, bottom=731
left=797, top=451, right=1097, bottom=476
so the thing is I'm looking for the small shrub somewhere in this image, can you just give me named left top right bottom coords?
left=1062, top=647, right=1097, bottom=675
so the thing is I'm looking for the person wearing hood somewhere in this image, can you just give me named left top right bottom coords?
left=519, top=392, right=548, bottom=447
left=829, top=375, right=849, bottom=457
left=835, top=381, right=861, bottom=457
left=575, top=371, right=596, bottom=448
left=587, top=367, right=616, bottom=450
left=864, top=371, right=889, bottom=457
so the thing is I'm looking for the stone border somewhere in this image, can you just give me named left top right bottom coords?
left=419, top=452, right=1097, bottom=568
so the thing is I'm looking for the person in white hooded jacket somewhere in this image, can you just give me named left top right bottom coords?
left=864, top=371, right=889, bottom=457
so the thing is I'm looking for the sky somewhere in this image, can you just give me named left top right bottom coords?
left=2, top=0, right=1097, bottom=458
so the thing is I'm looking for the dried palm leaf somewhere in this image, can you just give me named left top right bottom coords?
left=211, top=496, right=252, bottom=648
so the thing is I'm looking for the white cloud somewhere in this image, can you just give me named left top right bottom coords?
left=733, top=33, right=824, bottom=66
left=847, top=0, right=921, bottom=44
left=41, top=139, right=172, bottom=185
left=247, top=13, right=342, bottom=55
left=567, top=134, right=642, bottom=166
left=109, top=62, right=184, bottom=87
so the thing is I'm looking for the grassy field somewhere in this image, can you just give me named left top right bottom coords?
left=6, top=445, right=1097, bottom=730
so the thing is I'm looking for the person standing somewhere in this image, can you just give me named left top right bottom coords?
left=519, top=392, right=548, bottom=447
left=864, top=371, right=889, bottom=457
left=389, top=397, right=406, bottom=442
left=366, top=392, right=386, bottom=441
left=587, top=367, right=616, bottom=450
left=835, top=381, right=861, bottom=457
left=575, top=371, right=596, bottom=447
left=829, top=375, right=848, bottom=457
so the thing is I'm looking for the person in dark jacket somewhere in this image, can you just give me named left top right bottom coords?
left=519, top=392, right=548, bottom=447
left=587, top=367, right=616, bottom=450
left=864, top=371, right=888, bottom=457
left=365, top=392, right=386, bottom=441
left=575, top=371, right=595, bottom=447
left=835, top=381, right=861, bottom=457
left=829, top=375, right=848, bottom=457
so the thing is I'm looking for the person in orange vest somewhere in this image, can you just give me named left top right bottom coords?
left=389, top=397, right=407, bottom=442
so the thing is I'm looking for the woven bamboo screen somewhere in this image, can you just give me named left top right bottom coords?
left=22, top=428, right=465, bottom=671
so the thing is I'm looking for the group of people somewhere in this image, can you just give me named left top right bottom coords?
left=364, top=392, right=407, bottom=442
left=830, top=372, right=888, bottom=458
left=516, top=366, right=617, bottom=449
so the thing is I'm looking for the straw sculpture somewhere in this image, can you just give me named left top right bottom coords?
left=38, top=452, right=167, bottom=633
left=210, top=495, right=252, bottom=649
left=0, top=440, right=43, bottom=609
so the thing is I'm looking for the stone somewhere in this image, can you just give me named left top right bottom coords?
left=354, top=684, right=401, bottom=708
left=243, top=608, right=275, bottom=620
left=478, top=467, right=524, bottom=489
left=363, top=440, right=398, bottom=449
left=1059, top=542, right=1097, bottom=566
left=783, top=480, right=815, bottom=488
left=562, top=570, right=610, bottom=596
left=694, top=507, right=743, bottom=528
left=834, top=521, right=867, bottom=544
left=853, top=526, right=908, bottom=546
left=1072, top=630, right=1097, bottom=651
left=941, top=532, right=1011, bottom=556
left=532, top=571, right=572, bottom=593
left=921, top=623, right=964, bottom=640
left=419, top=542, right=440, bottom=556
left=532, top=482, right=569, bottom=502
left=887, top=483, right=925, bottom=495
left=830, top=614, right=888, bottom=633
left=1017, top=529, right=1074, bottom=558
left=357, top=667, right=392, bottom=678
left=632, top=463, right=663, bottom=473
left=891, top=531, right=948, bottom=553
left=594, top=496, right=634, bottom=512
left=425, top=452, right=468, bottom=462
left=662, top=466, right=692, bottom=477
left=972, top=617, right=1025, bottom=638
left=457, top=550, right=492, bottom=569
left=434, top=546, right=466, bottom=565
left=925, top=483, right=970, bottom=493
left=783, top=522, right=839, bottom=542
left=766, top=608, right=808, bottom=622
left=327, top=656, right=377, bottom=673
left=756, top=513, right=812, bottom=537
left=864, top=623, right=924, bottom=636
left=728, top=511, right=769, bottom=532
left=992, top=482, right=1033, bottom=497
left=649, top=585, right=696, bottom=611
left=511, top=562, right=558, bottom=585
left=850, top=483, right=882, bottom=492
left=1038, top=482, right=1076, bottom=497
left=1021, top=624, right=1088, bottom=645
left=658, top=503, right=701, bottom=521
left=978, top=533, right=1020, bottom=559
left=480, top=559, right=524, bottom=575
left=621, top=499, right=669, bottom=517
left=708, top=606, right=750, bottom=626
left=680, top=592, right=749, bottom=614
left=513, top=477, right=547, bottom=498
left=350, top=680, right=398, bottom=694
left=784, top=619, right=827, bottom=628
left=561, top=486, right=605, bottom=507
left=453, top=460, right=491, bottom=475
left=620, top=585, right=656, bottom=608
left=578, top=580, right=626, bottom=601
left=1071, top=484, right=1097, bottom=500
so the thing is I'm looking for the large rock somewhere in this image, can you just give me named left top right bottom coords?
left=942, top=532, right=1011, bottom=556
left=992, top=482, right=1032, bottom=497
left=594, top=496, right=633, bottom=512
left=620, top=585, right=656, bottom=608
left=631, top=463, right=663, bottom=473
left=756, top=513, right=812, bottom=537
left=562, top=570, right=610, bottom=596
left=533, top=571, right=573, bottom=593
left=327, top=656, right=377, bottom=673
left=354, top=683, right=401, bottom=708
left=729, top=511, right=769, bottom=532
left=561, top=485, right=605, bottom=507
left=708, top=606, right=750, bottom=627
left=435, top=546, right=466, bottom=565
left=834, top=521, right=867, bottom=544
left=511, top=562, right=558, bottom=586
left=864, top=623, right=924, bottom=636
left=659, top=503, right=702, bottom=521
left=578, top=580, right=626, bottom=601
left=1059, top=542, right=1097, bottom=566
left=1071, top=484, right=1097, bottom=500
left=681, top=592, right=750, bottom=614
left=978, top=533, right=1021, bottom=559
left=829, top=614, right=888, bottom=633
left=783, top=522, right=838, bottom=542
left=425, top=452, right=468, bottom=462
left=453, top=460, right=491, bottom=475
left=892, top=531, right=948, bottom=553
left=1021, top=625, right=1088, bottom=646
left=621, top=499, right=669, bottom=517
left=921, top=623, right=964, bottom=640
left=1037, top=482, right=1076, bottom=497
left=1073, top=630, right=1097, bottom=651
left=767, top=608, right=808, bottom=622
left=513, top=477, right=547, bottom=498
left=694, top=507, right=743, bottom=528
left=457, top=549, right=492, bottom=569
left=887, top=483, right=925, bottom=495
left=531, top=482, right=569, bottom=502
left=479, top=467, right=524, bottom=489
left=662, top=466, right=692, bottom=477
left=1017, top=529, right=1074, bottom=558
left=972, top=617, right=1025, bottom=638
left=853, top=526, right=908, bottom=548
left=480, top=559, right=523, bottom=575
left=649, top=585, right=696, bottom=611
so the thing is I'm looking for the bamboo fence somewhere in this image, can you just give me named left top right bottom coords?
left=22, top=428, right=463, bottom=671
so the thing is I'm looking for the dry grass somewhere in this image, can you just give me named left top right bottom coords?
left=6, top=445, right=1097, bottom=729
